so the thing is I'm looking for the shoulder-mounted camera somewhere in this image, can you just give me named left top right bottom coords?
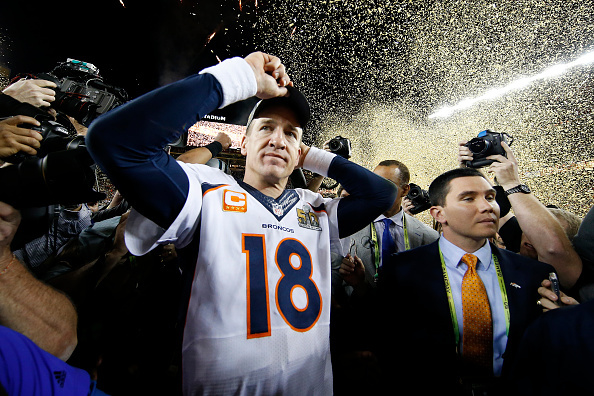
left=15, top=58, right=128, bottom=127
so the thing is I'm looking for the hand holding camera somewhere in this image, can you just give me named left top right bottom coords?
left=405, top=183, right=431, bottom=214
left=0, top=115, right=43, bottom=159
left=460, top=129, right=513, bottom=168
left=2, top=79, right=57, bottom=108
left=485, top=141, right=522, bottom=190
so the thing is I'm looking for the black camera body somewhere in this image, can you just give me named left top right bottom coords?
left=406, top=183, right=431, bottom=215
left=328, top=135, right=352, bottom=159
left=464, top=129, right=513, bottom=168
left=19, top=59, right=127, bottom=127
left=4, top=115, right=84, bottom=164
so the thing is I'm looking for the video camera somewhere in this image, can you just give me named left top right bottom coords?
left=328, top=136, right=351, bottom=159
left=406, top=183, right=431, bottom=215
left=15, top=58, right=128, bottom=127
left=464, top=129, right=513, bottom=168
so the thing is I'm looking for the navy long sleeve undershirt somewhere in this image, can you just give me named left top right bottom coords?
left=86, top=69, right=396, bottom=235
left=86, top=73, right=223, bottom=228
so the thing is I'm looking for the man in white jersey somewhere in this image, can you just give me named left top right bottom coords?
left=86, top=52, right=396, bottom=395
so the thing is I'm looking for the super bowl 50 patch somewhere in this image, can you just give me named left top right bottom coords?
left=296, top=205, right=322, bottom=231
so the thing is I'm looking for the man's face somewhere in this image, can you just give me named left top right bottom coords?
left=431, top=176, right=500, bottom=245
left=373, top=165, right=410, bottom=212
left=373, top=165, right=409, bottom=199
left=241, top=105, right=302, bottom=186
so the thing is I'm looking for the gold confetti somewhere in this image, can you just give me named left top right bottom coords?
left=231, top=0, right=594, bottom=218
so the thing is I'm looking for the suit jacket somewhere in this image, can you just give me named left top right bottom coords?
left=507, top=298, right=594, bottom=396
left=375, top=240, right=554, bottom=395
left=346, top=213, right=439, bottom=288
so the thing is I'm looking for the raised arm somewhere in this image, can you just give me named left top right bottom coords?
left=176, top=132, right=232, bottom=164
left=86, top=52, right=291, bottom=229
left=488, top=142, right=582, bottom=288
left=300, top=145, right=397, bottom=238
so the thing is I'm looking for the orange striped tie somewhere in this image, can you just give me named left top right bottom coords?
left=461, top=253, right=493, bottom=374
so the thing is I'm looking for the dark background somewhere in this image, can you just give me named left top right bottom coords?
left=1, top=0, right=257, bottom=98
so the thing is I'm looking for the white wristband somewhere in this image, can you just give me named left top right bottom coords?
left=302, top=147, right=336, bottom=177
left=199, top=57, right=257, bottom=109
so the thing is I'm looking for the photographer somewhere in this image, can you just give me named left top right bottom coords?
left=458, top=139, right=582, bottom=290
left=0, top=60, right=127, bottom=272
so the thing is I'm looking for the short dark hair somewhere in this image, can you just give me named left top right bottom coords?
left=428, top=168, right=489, bottom=207
left=376, top=160, right=410, bottom=185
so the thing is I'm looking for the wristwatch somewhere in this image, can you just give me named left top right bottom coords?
left=504, top=184, right=531, bottom=196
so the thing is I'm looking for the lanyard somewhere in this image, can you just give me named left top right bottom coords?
left=371, top=215, right=410, bottom=280
left=439, top=248, right=510, bottom=348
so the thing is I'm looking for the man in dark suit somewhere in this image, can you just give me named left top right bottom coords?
left=329, top=160, right=438, bottom=395
left=374, top=167, right=555, bottom=395
left=336, top=159, right=439, bottom=295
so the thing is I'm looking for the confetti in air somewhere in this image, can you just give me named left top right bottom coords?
left=225, top=0, right=594, bottom=218
left=186, top=0, right=593, bottom=219
left=430, top=50, right=594, bottom=119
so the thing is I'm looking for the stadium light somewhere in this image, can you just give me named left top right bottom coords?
left=429, top=49, right=594, bottom=119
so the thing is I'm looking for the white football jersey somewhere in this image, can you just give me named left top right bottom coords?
left=125, top=163, right=340, bottom=395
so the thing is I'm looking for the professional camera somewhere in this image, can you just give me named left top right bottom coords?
left=15, top=58, right=128, bottom=127
left=3, top=114, right=84, bottom=164
left=0, top=147, right=105, bottom=210
left=0, top=104, right=104, bottom=210
left=328, top=136, right=352, bottom=159
left=464, top=129, right=513, bottom=168
left=406, top=183, right=431, bottom=215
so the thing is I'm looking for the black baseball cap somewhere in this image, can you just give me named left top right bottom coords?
left=245, top=85, right=310, bottom=129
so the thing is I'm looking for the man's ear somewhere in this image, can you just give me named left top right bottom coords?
left=401, top=183, right=411, bottom=197
left=240, top=135, right=248, bottom=156
left=430, top=205, right=446, bottom=226
left=293, top=146, right=302, bottom=170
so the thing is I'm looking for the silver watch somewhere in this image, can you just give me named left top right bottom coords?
left=504, top=184, right=531, bottom=196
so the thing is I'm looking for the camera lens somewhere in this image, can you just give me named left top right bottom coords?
left=328, top=140, right=341, bottom=151
left=467, top=137, right=490, bottom=154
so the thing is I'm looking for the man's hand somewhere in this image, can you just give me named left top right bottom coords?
left=3, top=79, right=57, bottom=107
left=296, top=142, right=311, bottom=169
left=537, top=278, right=579, bottom=312
left=457, top=141, right=473, bottom=167
left=486, top=142, right=521, bottom=189
left=402, top=197, right=414, bottom=216
left=244, top=52, right=293, bottom=100
left=0, top=116, right=43, bottom=159
left=339, top=254, right=365, bottom=288
left=214, top=132, right=232, bottom=150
